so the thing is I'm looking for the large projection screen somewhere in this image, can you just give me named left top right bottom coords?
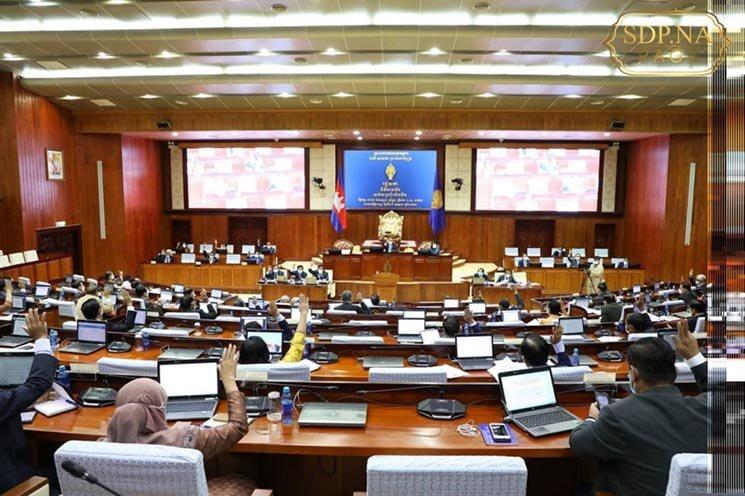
left=185, top=147, right=306, bottom=209
left=475, top=147, right=601, bottom=212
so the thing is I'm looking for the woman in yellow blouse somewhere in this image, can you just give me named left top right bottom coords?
left=239, top=293, right=308, bottom=364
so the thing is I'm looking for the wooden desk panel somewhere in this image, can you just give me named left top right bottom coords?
left=261, top=283, right=329, bottom=301
left=335, top=281, right=470, bottom=302
left=523, top=268, right=645, bottom=295
left=473, top=285, right=544, bottom=310
left=324, top=254, right=452, bottom=282
left=0, top=255, right=72, bottom=284
left=139, top=262, right=262, bottom=292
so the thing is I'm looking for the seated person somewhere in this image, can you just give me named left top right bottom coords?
left=688, top=268, right=707, bottom=291
left=498, top=286, right=525, bottom=311
left=625, top=311, right=654, bottom=334
left=201, top=250, right=219, bottom=264
left=292, top=265, right=308, bottom=281
left=473, top=267, right=489, bottom=281
left=334, top=290, right=371, bottom=314
left=633, top=293, right=647, bottom=314
left=76, top=283, right=116, bottom=320
left=516, top=253, right=530, bottom=268
left=153, top=249, right=175, bottom=264
left=569, top=332, right=708, bottom=496
left=679, top=281, right=697, bottom=304
left=520, top=326, right=570, bottom=366
left=551, top=247, right=566, bottom=257
left=246, top=251, right=264, bottom=264
left=0, top=279, right=14, bottom=313
left=369, top=293, right=381, bottom=306
left=105, top=345, right=255, bottom=494
left=442, top=314, right=479, bottom=337
left=687, top=299, right=706, bottom=332
left=495, top=270, right=517, bottom=285
left=599, top=294, right=623, bottom=323
left=430, top=241, right=441, bottom=256
left=315, top=266, right=330, bottom=282
left=263, top=265, right=283, bottom=281
left=383, top=239, right=397, bottom=253
left=539, top=299, right=564, bottom=324
left=0, top=310, right=58, bottom=494
left=81, top=296, right=135, bottom=332
left=614, top=258, right=629, bottom=269
left=174, top=241, right=187, bottom=253
left=240, top=295, right=308, bottom=363
left=462, top=308, right=482, bottom=334
left=179, top=295, right=218, bottom=319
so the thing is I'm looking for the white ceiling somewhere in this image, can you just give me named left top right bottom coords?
left=0, top=0, right=729, bottom=112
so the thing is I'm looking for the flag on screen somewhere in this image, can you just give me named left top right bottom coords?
left=429, top=172, right=445, bottom=236
left=331, top=167, right=347, bottom=233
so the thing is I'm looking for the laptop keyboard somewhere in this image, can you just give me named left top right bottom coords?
left=519, top=409, right=576, bottom=428
left=167, top=399, right=217, bottom=413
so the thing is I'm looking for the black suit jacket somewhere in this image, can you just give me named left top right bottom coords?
left=0, top=353, right=58, bottom=493
left=335, top=301, right=370, bottom=314
left=569, top=362, right=709, bottom=496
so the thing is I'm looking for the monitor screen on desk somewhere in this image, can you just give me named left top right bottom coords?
left=500, top=367, right=556, bottom=413
left=241, top=244, right=256, bottom=254
left=12, top=315, right=28, bottom=336
left=468, top=302, right=486, bottom=314
left=226, top=254, right=241, bottom=265
left=504, top=247, right=519, bottom=257
left=456, top=334, right=493, bottom=359
left=77, top=321, right=107, bottom=343
left=159, top=360, right=218, bottom=399
left=527, top=247, right=541, bottom=257
left=558, top=317, right=584, bottom=335
left=181, top=253, right=196, bottom=264
left=502, top=309, right=521, bottom=322
left=403, top=310, right=425, bottom=319
left=245, top=330, right=282, bottom=354
left=443, top=298, right=460, bottom=309
left=594, top=248, right=609, bottom=258
left=570, top=248, right=586, bottom=257
left=398, top=319, right=425, bottom=336
left=35, top=285, right=50, bottom=298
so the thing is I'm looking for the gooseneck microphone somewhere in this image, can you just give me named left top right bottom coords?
left=61, top=460, right=125, bottom=496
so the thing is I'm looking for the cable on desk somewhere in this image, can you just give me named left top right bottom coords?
left=456, top=419, right=480, bottom=437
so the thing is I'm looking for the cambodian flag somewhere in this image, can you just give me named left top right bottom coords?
left=331, top=167, right=347, bottom=233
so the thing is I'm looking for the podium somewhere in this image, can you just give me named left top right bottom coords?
left=372, top=271, right=400, bottom=302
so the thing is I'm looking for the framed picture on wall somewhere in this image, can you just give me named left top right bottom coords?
left=46, top=149, right=64, bottom=180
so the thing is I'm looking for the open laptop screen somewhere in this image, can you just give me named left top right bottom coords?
left=398, top=319, right=425, bottom=336
left=35, top=285, right=50, bottom=298
left=134, top=309, right=147, bottom=326
left=502, top=309, right=521, bottom=322
left=12, top=295, right=26, bottom=310
left=241, top=316, right=268, bottom=330
left=500, top=367, right=557, bottom=413
left=403, top=310, right=425, bottom=319
left=456, top=334, right=493, bottom=359
left=0, top=353, right=34, bottom=387
left=12, top=315, right=28, bottom=336
left=468, top=302, right=486, bottom=314
left=443, top=298, right=459, bottom=309
left=77, top=321, right=107, bottom=343
left=210, top=289, right=222, bottom=299
left=245, top=331, right=282, bottom=354
left=558, top=317, right=584, bottom=335
left=159, top=360, right=218, bottom=399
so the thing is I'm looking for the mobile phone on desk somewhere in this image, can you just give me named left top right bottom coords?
left=21, top=410, right=36, bottom=424
left=488, top=423, right=511, bottom=442
left=595, top=392, right=609, bottom=411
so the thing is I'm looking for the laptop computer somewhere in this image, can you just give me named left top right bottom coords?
left=159, top=359, right=219, bottom=420
left=158, top=347, right=205, bottom=360
left=468, top=302, right=487, bottom=315
left=3, top=294, right=27, bottom=315
left=0, top=351, right=34, bottom=387
left=127, top=308, right=147, bottom=331
left=245, top=330, right=283, bottom=360
left=172, top=284, right=185, bottom=295
left=558, top=317, right=585, bottom=336
left=455, top=334, right=494, bottom=370
left=362, top=356, right=404, bottom=369
left=403, top=310, right=425, bottom=319
left=0, top=315, right=33, bottom=348
left=397, top=318, right=425, bottom=343
left=59, top=321, right=107, bottom=355
left=34, top=285, right=50, bottom=300
left=502, top=309, right=521, bottom=323
left=160, top=290, right=173, bottom=303
left=498, top=366, right=582, bottom=437
left=298, top=402, right=368, bottom=427
left=443, top=298, right=460, bottom=309
left=241, top=316, right=268, bottom=330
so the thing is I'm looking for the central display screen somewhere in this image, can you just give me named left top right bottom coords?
left=475, top=147, right=601, bottom=212
left=186, top=147, right=305, bottom=209
left=343, top=149, right=437, bottom=210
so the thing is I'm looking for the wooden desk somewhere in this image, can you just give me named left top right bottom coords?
left=335, top=281, right=470, bottom=302
left=473, top=285, right=544, bottom=310
left=261, top=283, right=329, bottom=301
left=0, top=254, right=73, bottom=284
left=521, top=268, right=646, bottom=295
left=323, top=253, right=453, bottom=282
left=139, top=262, right=262, bottom=292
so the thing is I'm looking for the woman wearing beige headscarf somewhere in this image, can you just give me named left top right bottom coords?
left=105, top=345, right=255, bottom=495
left=584, top=259, right=605, bottom=295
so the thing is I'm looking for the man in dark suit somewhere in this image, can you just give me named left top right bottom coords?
left=315, top=266, right=330, bottom=282
left=292, top=265, right=308, bottom=281
left=263, top=265, right=283, bottom=281
left=521, top=325, right=572, bottom=366
left=687, top=299, right=706, bottom=333
left=1, top=309, right=58, bottom=493
left=599, top=294, right=623, bottom=323
left=472, top=267, right=489, bottom=281
left=335, top=290, right=370, bottom=314
left=495, top=270, right=517, bottom=285
left=569, top=321, right=708, bottom=496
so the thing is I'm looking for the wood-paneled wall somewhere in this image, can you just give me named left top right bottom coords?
left=0, top=72, right=23, bottom=252
left=122, top=136, right=166, bottom=273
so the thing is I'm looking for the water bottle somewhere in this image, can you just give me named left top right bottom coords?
left=49, top=329, right=59, bottom=350
left=281, top=386, right=293, bottom=427
left=266, top=391, right=282, bottom=424
left=141, top=331, right=152, bottom=350
left=56, top=365, right=71, bottom=391
left=570, top=348, right=580, bottom=367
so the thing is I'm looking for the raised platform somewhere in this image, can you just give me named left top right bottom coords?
left=139, top=262, right=262, bottom=292
left=522, top=267, right=646, bottom=295
left=334, top=280, right=470, bottom=302
left=323, top=252, right=453, bottom=282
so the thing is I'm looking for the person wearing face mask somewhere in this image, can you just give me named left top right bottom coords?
left=472, top=267, right=489, bottom=282
left=569, top=320, right=708, bottom=496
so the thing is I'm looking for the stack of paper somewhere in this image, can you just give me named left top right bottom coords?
left=34, top=382, right=77, bottom=417
left=487, top=358, right=527, bottom=382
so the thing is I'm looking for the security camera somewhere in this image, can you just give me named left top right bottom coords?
left=312, top=177, right=326, bottom=190
left=451, top=178, right=464, bottom=191
left=156, top=119, right=172, bottom=130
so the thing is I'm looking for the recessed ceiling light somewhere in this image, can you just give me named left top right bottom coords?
left=257, top=48, right=275, bottom=57
left=140, top=94, right=159, bottom=99
left=79, top=8, right=98, bottom=17
left=322, top=48, right=344, bottom=56
left=332, top=92, right=353, bottom=98
left=564, top=94, right=583, bottom=99
left=91, top=99, right=116, bottom=107
left=617, top=94, right=644, bottom=100
left=669, top=98, right=695, bottom=107
left=422, top=47, right=446, bottom=56
left=27, top=0, right=57, bottom=5
left=175, top=100, right=188, bottom=105
left=171, top=131, right=179, bottom=137
left=591, top=100, right=605, bottom=105
left=476, top=92, right=496, bottom=98
left=105, top=0, right=130, bottom=4
left=592, top=50, right=611, bottom=57
left=473, top=2, right=491, bottom=11
left=192, top=93, right=214, bottom=99
left=270, top=3, right=287, bottom=13
left=450, top=99, right=464, bottom=104
left=3, top=53, right=23, bottom=61
left=603, top=132, right=611, bottom=137
left=155, top=50, right=181, bottom=59
left=276, top=92, right=296, bottom=98
left=415, top=130, right=423, bottom=136
left=309, top=98, right=323, bottom=104
left=414, top=136, right=420, bottom=140
left=493, top=49, right=510, bottom=56
left=356, top=136, right=363, bottom=140
left=417, top=92, right=440, bottom=98
left=352, top=130, right=360, bottom=135
left=478, top=131, right=486, bottom=136
left=95, top=51, right=116, bottom=59
left=293, top=57, right=308, bottom=65
left=59, top=95, right=82, bottom=100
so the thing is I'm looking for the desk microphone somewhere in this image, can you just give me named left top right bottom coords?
left=61, top=460, right=124, bottom=496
